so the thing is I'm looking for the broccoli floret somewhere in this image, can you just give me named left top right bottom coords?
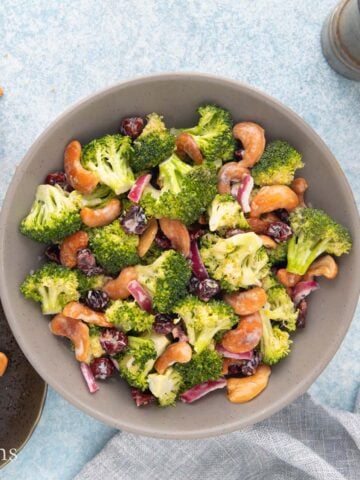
left=77, top=272, right=109, bottom=295
left=117, top=336, right=157, bottom=390
left=131, top=113, right=175, bottom=172
left=80, top=184, right=115, bottom=208
left=263, top=286, right=298, bottom=332
left=200, top=232, right=269, bottom=292
left=81, top=134, right=135, bottom=194
left=20, top=263, right=83, bottom=314
left=105, top=300, right=155, bottom=333
left=148, top=368, right=183, bottom=407
left=252, top=141, right=303, bottom=186
left=261, top=274, right=281, bottom=291
left=180, top=105, right=235, bottom=164
left=88, top=220, right=139, bottom=274
left=88, top=325, right=105, bottom=359
left=260, top=310, right=292, bottom=365
left=135, top=250, right=191, bottom=312
left=139, top=243, right=163, bottom=265
left=287, top=207, right=352, bottom=275
left=173, top=296, right=238, bottom=353
left=140, top=153, right=217, bottom=225
left=266, top=240, right=288, bottom=266
left=20, top=184, right=82, bottom=244
left=174, top=348, right=223, bottom=392
left=208, top=194, right=249, bottom=232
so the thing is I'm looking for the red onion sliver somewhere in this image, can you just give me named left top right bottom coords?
left=189, top=241, right=209, bottom=280
left=231, top=182, right=240, bottom=199
left=237, top=174, right=254, bottom=213
left=80, top=362, right=99, bottom=393
left=128, top=174, right=152, bottom=203
left=181, top=379, right=227, bottom=403
left=127, top=280, right=153, bottom=312
left=216, top=344, right=254, bottom=360
left=172, top=324, right=189, bottom=342
left=292, top=280, right=319, bottom=306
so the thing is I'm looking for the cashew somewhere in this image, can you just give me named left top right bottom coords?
left=159, top=218, right=190, bottom=257
left=102, top=266, right=137, bottom=300
left=224, top=288, right=267, bottom=316
left=138, top=218, right=158, bottom=257
left=60, top=230, right=89, bottom=268
left=80, top=198, right=121, bottom=228
left=232, top=122, right=265, bottom=168
left=50, top=313, right=91, bottom=363
left=217, top=162, right=250, bottom=194
left=291, top=177, right=308, bottom=207
left=64, top=140, right=98, bottom=194
left=250, top=185, right=299, bottom=218
left=63, top=301, right=112, bottom=327
left=259, top=235, right=277, bottom=249
left=222, top=312, right=262, bottom=353
left=175, top=133, right=203, bottom=165
left=0, top=352, right=9, bottom=376
left=227, top=364, right=271, bottom=403
left=305, top=255, right=338, bottom=280
left=154, top=341, right=192, bottom=374
left=276, top=268, right=303, bottom=287
left=198, top=214, right=208, bottom=225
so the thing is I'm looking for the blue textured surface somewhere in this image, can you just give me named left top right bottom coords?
left=0, top=1, right=359, bottom=478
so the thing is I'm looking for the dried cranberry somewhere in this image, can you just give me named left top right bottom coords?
left=189, top=226, right=206, bottom=241
left=130, top=387, right=155, bottom=407
left=296, top=299, right=307, bottom=329
left=120, top=117, right=145, bottom=139
left=189, top=277, right=220, bottom=302
left=153, top=314, right=175, bottom=335
left=120, top=206, right=147, bottom=235
left=44, top=244, right=61, bottom=263
left=90, top=357, right=115, bottom=380
left=84, top=290, right=109, bottom=311
left=267, top=222, right=293, bottom=243
left=77, top=248, right=104, bottom=276
left=234, top=149, right=245, bottom=161
left=45, top=171, right=73, bottom=192
left=274, top=209, right=290, bottom=224
left=155, top=231, right=172, bottom=250
left=226, top=351, right=262, bottom=378
left=100, top=328, right=128, bottom=355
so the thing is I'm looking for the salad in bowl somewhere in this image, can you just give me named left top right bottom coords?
left=19, top=105, right=352, bottom=408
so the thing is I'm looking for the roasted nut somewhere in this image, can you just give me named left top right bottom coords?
left=250, top=185, right=299, bottom=218
left=175, top=133, right=203, bottom=165
left=232, top=122, right=266, bottom=168
left=276, top=268, right=303, bottom=287
left=154, top=341, right=192, bottom=374
left=80, top=198, right=121, bottom=228
left=217, top=162, right=250, bottom=194
left=64, top=140, right=98, bottom=194
left=63, top=302, right=112, bottom=327
left=138, top=218, right=158, bottom=257
left=0, top=352, right=9, bottom=376
left=305, top=255, right=338, bottom=280
left=102, top=266, right=137, bottom=300
left=50, top=314, right=91, bottom=363
left=259, top=235, right=277, bottom=249
left=159, top=218, right=191, bottom=257
left=227, top=364, right=271, bottom=403
left=222, top=312, right=263, bottom=353
left=224, top=287, right=267, bottom=316
left=60, top=231, right=89, bottom=268
left=291, top=177, right=308, bottom=207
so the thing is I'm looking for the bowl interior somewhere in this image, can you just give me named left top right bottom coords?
left=0, top=73, right=359, bottom=438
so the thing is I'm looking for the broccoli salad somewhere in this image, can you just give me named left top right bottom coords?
left=19, top=106, right=352, bottom=407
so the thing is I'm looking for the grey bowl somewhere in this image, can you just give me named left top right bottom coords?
left=0, top=73, right=359, bottom=439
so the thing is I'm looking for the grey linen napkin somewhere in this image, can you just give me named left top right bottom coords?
left=75, top=392, right=360, bottom=480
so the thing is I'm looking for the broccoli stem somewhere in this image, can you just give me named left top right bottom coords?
left=287, top=235, right=328, bottom=275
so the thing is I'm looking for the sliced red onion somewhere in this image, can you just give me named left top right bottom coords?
left=80, top=362, right=99, bottom=394
left=181, top=379, right=227, bottom=404
left=216, top=344, right=254, bottom=360
left=172, top=324, right=189, bottom=342
left=127, top=280, right=153, bottom=312
left=237, top=174, right=254, bottom=213
left=292, top=280, right=319, bottom=306
left=109, top=357, right=120, bottom=371
left=127, top=174, right=151, bottom=203
left=189, top=241, right=209, bottom=280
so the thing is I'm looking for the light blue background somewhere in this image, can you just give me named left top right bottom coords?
left=0, top=1, right=359, bottom=478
